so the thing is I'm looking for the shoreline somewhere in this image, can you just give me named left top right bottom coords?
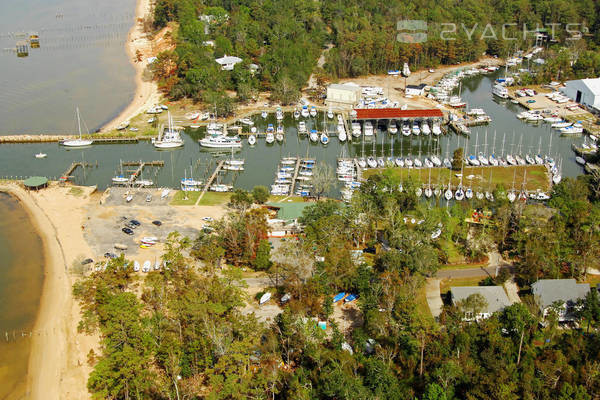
left=100, top=0, right=160, bottom=132
left=1, top=183, right=97, bottom=399
left=1, top=185, right=69, bottom=399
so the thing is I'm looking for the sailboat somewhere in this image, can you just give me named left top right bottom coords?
left=485, top=169, right=494, bottom=201
left=507, top=169, right=517, bottom=202
left=444, top=181, right=453, bottom=200
left=424, top=168, right=433, bottom=198
left=154, top=112, right=184, bottom=148
left=112, top=160, right=129, bottom=184
left=535, top=137, right=544, bottom=164
left=62, top=107, right=93, bottom=147
left=455, top=162, right=465, bottom=200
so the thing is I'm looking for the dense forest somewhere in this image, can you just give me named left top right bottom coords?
left=75, top=172, right=600, bottom=399
left=149, top=0, right=600, bottom=113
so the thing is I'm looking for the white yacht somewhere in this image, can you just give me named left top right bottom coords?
left=351, top=122, right=361, bottom=137
left=153, top=112, right=184, bottom=148
left=62, top=107, right=93, bottom=147
left=298, top=121, right=307, bottom=133
left=492, top=84, right=509, bottom=99
left=364, top=121, right=374, bottom=136
left=199, top=132, right=242, bottom=148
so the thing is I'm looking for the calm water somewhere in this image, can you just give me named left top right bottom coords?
left=0, top=0, right=135, bottom=133
left=0, top=193, right=45, bottom=399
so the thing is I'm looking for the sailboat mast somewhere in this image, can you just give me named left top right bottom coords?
left=77, top=107, right=82, bottom=139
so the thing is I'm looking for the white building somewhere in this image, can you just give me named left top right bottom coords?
left=326, top=83, right=362, bottom=109
left=405, top=83, right=426, bottom=96
left=215, top=55, right=242, bottom=71
left=561, top=78, right=600, bottom=111
left=451, top=286, right=514, bottom=321
left=532, top=279, right=590, bottom=321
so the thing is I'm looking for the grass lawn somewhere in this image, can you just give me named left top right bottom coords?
left=440, top=261, right=487, bottom=271
left=268, top=195, right=306, bottom=203
left=439, top=239, right=464, bottom=264
left=363, top=165, right=550, bottom=192
left=416, top=287, right=434, bottom=324
left=440, top=277, right=485, bottom=295
left=197, top=191, right=231, bottom=206
left=68, top=187, right=84, bottom=197
left=170, top=191, right=202, bottom=205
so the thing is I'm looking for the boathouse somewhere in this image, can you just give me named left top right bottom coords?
left=561, top=78, right=600, bottom=111
left=326, top=83, right=362, bottom=109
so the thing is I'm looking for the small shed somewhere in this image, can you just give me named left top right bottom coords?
left=405, top=83, right=426, bottom=96
left=23, top=176, right=48, bottom=190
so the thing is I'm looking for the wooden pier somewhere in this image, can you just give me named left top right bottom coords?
left=120, top=160, right=164, bottom=185
left=289, top=158, right=302, bottom=194
left=196, top=160, right=225, bottom=204
left=60, top=162, right=95, bottom=181
left=0, top=135, right=150, bottom=144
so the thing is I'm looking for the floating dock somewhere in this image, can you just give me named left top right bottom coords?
left=60, top=161, right=95, bottom=182
left=0, top=135, right=150, bottom=144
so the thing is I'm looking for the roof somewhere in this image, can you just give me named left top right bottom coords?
left=328, top=83, right=362, bottom=93
left=23, top=176, right=48, bottom=187
left=266, top=202, right=312, bottom=221
left=354, top=108, right=443, bottom=120
left=451, top=286, right=512, bottom=314
left=215, top=55, right=242, bottom=65
left=532, top=279, right=590, bottom=309
left=565, top=78, right=600, bottom=96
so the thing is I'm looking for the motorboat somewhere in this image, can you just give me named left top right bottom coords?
left=576, top=156, right=586, bottom=165
left=62, top=107, right=94, bottom=147
left=309, top=106, right=317, bottom=117
left=154, top=112, right=184, bottom=148
left=112, top=175, right=129, bottom=184
left=364, top=121, right=374, bottom=136
left=351, top=122, right=361, bottom=137
left=239, top=117, right=254, bottom=126
left=261, top=110, right=268, bottom=119
left=266, top=132, right=275, bottom=144
left=298, top=121, right=307, bottom=133
left=551, top=121, right=571, bottom=129
left=421, top=121, right=431, bottom=135
left=389, top=122, right=398, bottom=134
left=402, top=123, right=411, bottom=136
left=492, top=84, right=509, bottom=98
left=411, top=121, right=421, bottom=135
left=301, top=105, right=309, bottom=118
left=293, top=109, right=300, bottom=119
left=560, top=125, right=583, bottom=134
left=276, top=107, right=284, bottom=120
left=35, top=152, right=47, bottom=158
left=338, top=125, right=347, bottom=142
left=199, top=132, right=242, bottom=148
left=309, top=129, right=319, bottom=142
left=248, top=134, right=256, bottom=146
left=327, top=110, right=334, bottom=119
left=320, top=132, right=329, bottom=145
left=432, top=122, right=442, bottom=135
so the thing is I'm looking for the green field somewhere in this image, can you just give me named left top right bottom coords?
left=170, top=190, right=202, bottom=205
left=196, top=191, right=231, bottom=206
left=363, top=165, right=550, bottom=192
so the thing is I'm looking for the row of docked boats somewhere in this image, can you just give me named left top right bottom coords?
left=337, top=159, right=361, bottom=202
left=270, top=157, right=315, bottom=197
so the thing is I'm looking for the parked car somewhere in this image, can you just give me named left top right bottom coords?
left=130, top=219, right=141, bottom=226
left=124, top=223, right=136, bottom=229
left=81, top=258, right=94, bottom=265
left=104, top=252, right=117, bottom=259
left=122, top=227, right=134, bottom=235
left=152, top=220, right=162, bottom=226
left=202, top=217, right=213, bottom=222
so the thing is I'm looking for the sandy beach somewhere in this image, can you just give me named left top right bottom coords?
left=100, top=0, right=161, bottom=132
left=0, top=184, right=97, bottom=399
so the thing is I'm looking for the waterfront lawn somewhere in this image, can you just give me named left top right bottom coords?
left=171, top=190, right=201, bottom=205
left=440, top=277, right=486, bottom=295
left=268, top=195, right=306, bottom=203
left=439, top=239, right=463, bottom=264
left=363, top=165, right=550, bottom=192
left=197, top=192, right=231, bottom=206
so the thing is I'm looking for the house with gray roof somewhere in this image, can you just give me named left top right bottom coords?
left=451, top=286, right=513, bottom=321
left=531, top=279, right=590, bottom=321
left=215, top=55, right=242, bottom=71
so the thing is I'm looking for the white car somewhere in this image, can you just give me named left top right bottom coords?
left=202, top=216, right=213, bottom=222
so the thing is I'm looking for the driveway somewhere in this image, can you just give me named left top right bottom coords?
left=425, top=278, right=443, bottom=319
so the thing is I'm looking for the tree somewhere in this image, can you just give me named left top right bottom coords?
left=253, top=239, right=272, bottom=271
left=271, top=75, right=300, bottom=105
left=252, top=185, right=270, bottom=204
left=451, top=147, right=464, bottom=171
left=457, top=293, right=488, bottom=320
left=229, top=189, right=253, bottom=210
left=312, top=162, right=335, bottom=200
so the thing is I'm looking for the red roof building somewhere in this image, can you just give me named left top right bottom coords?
left=353, top=108, right=444, bottom=120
